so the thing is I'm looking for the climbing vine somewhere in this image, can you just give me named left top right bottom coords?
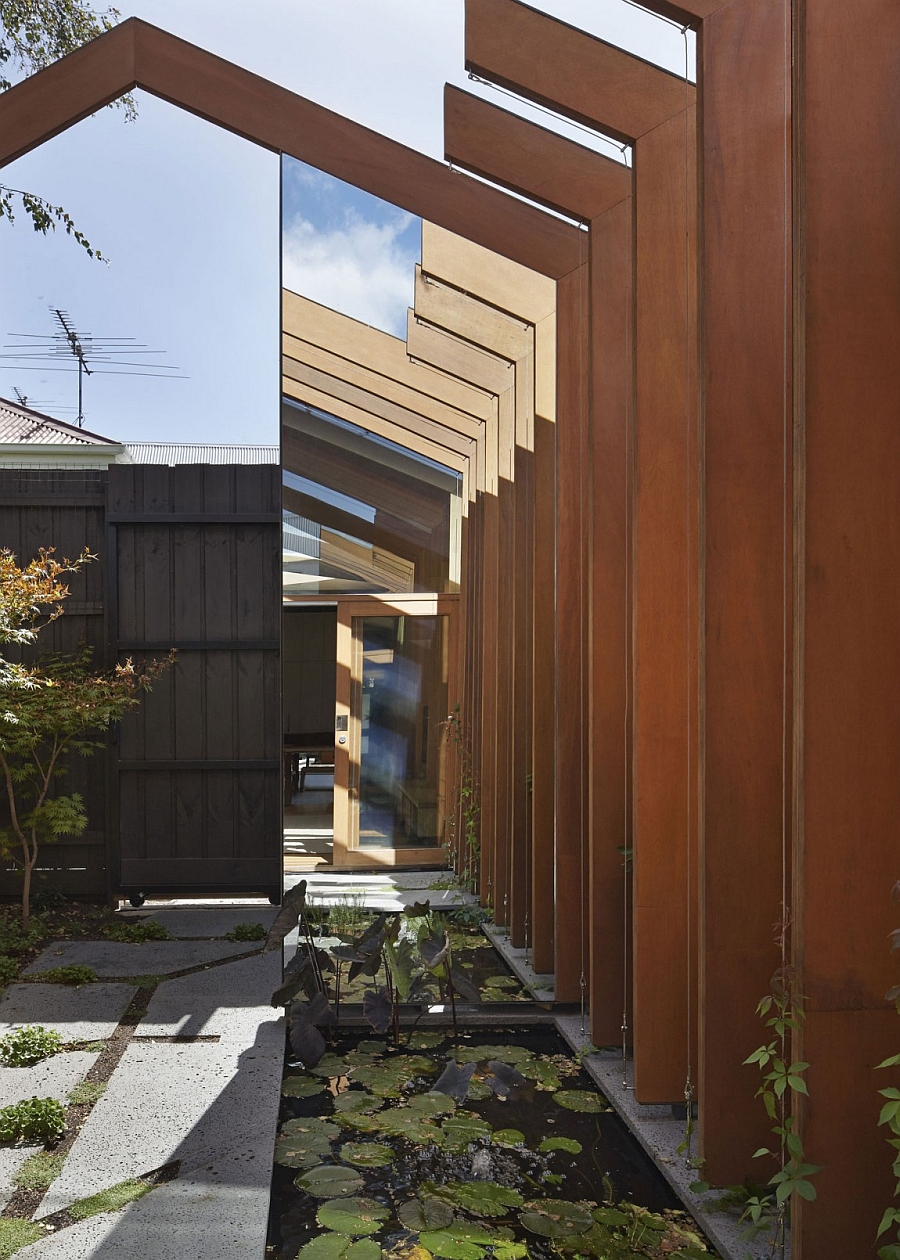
left=874, top=881, right=900, bottom=1260
left=442, top=705, right=480, bottom=894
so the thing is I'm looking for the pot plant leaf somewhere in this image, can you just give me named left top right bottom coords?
left=518, top=1200, right=594, bottom=1238
left=296, top=1164, right=364, bottom=1198
left=420, top=931, right=451, bottom=971
left=339, top=1142, right=394, bottom=1168
left=290, top=1010, right=327, bottom=1067
left=431, top=1060, right=476, bottom=1102
left=432, top=1182, right=523, bottom=1216
left=448, top=966, right=481, bottom=1003
left=317, top=1197, right=389, bottom=1235
left=282, top=1075, right=326, bottom=1099
left=363, top=987, right=393, bottom=1035
left=538, top=1136, right=582, bottom=1154
left=404, top=901, right=432, bottom=919
left=485, top=1061, right=526, bottom=1099
left=305, top=991, right=336, bottom=1027
left=552, top=1089, right=609, bottom=1113
left=385, top=937, right=418, bottom=1002
left=398, top=1196, right=455, bottom=1231
left=265, top=879, right=307, bottom=952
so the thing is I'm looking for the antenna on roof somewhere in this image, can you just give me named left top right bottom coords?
left=0, top=307, right=187, bottom=428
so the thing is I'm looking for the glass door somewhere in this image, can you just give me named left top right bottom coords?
left=333, top=596, right=457, bottom=866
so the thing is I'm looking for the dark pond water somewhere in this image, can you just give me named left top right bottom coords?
left=265, top=1026, right=716, bottom=1260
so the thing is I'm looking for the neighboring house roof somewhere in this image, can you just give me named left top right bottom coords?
left=121, top=444, right=279, bottom=465
left=0, top=397, right=117, bottom=446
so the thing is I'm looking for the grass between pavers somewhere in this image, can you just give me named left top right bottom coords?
left=68, top=1177, right=152, bottom=1221
left=0, top=1218, right=45, bottom=1257
left=66, top=1081, right=105, bottom=1107
left=12, top=1153, right=64, bottom=1192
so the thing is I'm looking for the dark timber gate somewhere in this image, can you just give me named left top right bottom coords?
left=109, top=464, right=282, bottom=903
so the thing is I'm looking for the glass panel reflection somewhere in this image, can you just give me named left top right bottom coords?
left=282, top=399, right=461, bottom=598
left=353, top=614, right=448, bottom=849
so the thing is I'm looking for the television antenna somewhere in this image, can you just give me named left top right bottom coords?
left=1, top=307, right=187, bottom=427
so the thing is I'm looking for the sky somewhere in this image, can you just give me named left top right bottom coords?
left=0, top=1, right=693, bottom=445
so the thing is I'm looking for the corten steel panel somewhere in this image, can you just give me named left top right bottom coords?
left=0, top=19, right=581, bottom=282
left=465, top=0, right=693, bottom=144
left=587, top=198, right=633, bottom=1047
left=554, top=260, right=591, bottom=1005
left=0, top=471, right=110, bottom=899
left=110, top=465, right=281, bottom=900
left=443, top=86, right=631, bottom=223
left=792, top=1, right=900, bottom=1252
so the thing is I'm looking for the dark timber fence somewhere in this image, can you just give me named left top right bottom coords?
left=0, top=463, right=282, bottom=904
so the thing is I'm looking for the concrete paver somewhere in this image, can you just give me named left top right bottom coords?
left=0, top=985, right=135, bottom=1042
left=24, top=941, right=257, bottom=979
left=37, top=1021, right=284, bottom=1221
left=0, top=1051, right=99, bottom=1109
left=138, top=951, right=281, bottom=1042
left=0, top=1145, right=42, bottom=1211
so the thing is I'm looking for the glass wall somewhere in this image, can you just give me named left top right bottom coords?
left=282, top=399, right=462, bottom=600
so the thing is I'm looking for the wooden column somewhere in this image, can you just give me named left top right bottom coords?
left=791, top=1, right=900, bottom=1252
left=466, top=0, right=699, bottom=1096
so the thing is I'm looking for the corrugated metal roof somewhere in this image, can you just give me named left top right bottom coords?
left=121, top=444, right=279, bottom=465
left=0, top=397, right=117, bottom=446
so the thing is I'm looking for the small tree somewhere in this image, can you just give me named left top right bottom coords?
left=0, top=548, right=171, bottom=925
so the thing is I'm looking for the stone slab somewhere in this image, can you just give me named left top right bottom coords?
left=138, top=951, right=282, bottom=1042
left=0, top=1051, right=99, bottom=1109
left=127, top=907, right=278, bottom=939
left=24, top=941, right=257, bottom=979
left=37, top=1018, right=284, bottom=1220
left=0, top=1144, right=42, bottom=1212
left=0, top=984, right=136, bottom=1042
left=484, top=925, right=556, bottom=1001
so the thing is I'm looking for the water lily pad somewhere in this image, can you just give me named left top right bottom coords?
left=418, top=1225, right=498, bottom=1260
left=408, top=1031, right=445, bottom=1049
left=275, top=1136, right=330, bottom=1169
left=491, top=1129, right=525, bottom=1148
left=465, top=1078, right=492, bottom=1101
left=410, top=1093, right=455, bottom=1116
left=317, top=1197, right=389, bottom=1235
left=355, top=1040, right=386, bottom=1054
left=538, top=1137, right=582, bottom=1154
left=430, top=1182, right=523, bottom=1217
left=553, top=1223, right=624, bottom=1256
left=591, top=1207, right=630, bottom=1227
left=296, top=1234, right=355, bottom=1260
left=454, top=1044, right=535, bottom=1066
left=344, top=1242, right=381, bottom=1260
left=333, top=1092, right=381, bottom=1114
left=529, top=1061, right=562, bottom=1091
left=282, top=1117, right=341, bottom=1140
left=282, top=1075, right=326, bottom=1098
left=335, top=1111, right=382, bottom=1134
left=481, top=975, right=520, bottom=989
left=518, top=1200, right=594, bottom=1238
left=312, top=1054, right=355, bottom=1078
left=552, top=1089, right=609, bottom=1113
left=375, top=1111, right=441, bottom=1145
left=296, top=1165, right=364, bottom=1198
left=436, top=1114, right=492, bottom=1151
left=398, top=1196, right=455, bottom=1231
left=340, top=1142, right=395, bottom=1168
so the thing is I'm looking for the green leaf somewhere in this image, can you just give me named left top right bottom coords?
left=518, top=1200, right=594, bottom=1238
left=316, top=1197, right=389, bottom=1235
left=552, top=1089, right=608, bottom=1113
left=436, top=1114, right=492, bottom=1151
left=538, top=1137, right=582, bottom=1154
left=877, top=1055, right=900, bottom=1070
left=397, top=1196, right=455, bottom=1231
left=296, top=1234, right=354, bottom=1260
left=491, top=1129, right=525, bottom=1148
left=282, top=1075, right=326, bottom=1098
left=427, top=1182, right=523, bottom=1217
left=339, top=1142, right=394, bottom=1168
left=296, top=1165, right=364, bottom=1198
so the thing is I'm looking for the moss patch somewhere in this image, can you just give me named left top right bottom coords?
left=67, top=1080, right=106, bottom=1106
left=12, top=1151, right=64, bottom=1190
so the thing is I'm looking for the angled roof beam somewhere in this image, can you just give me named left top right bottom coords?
left=0, top=17, right=580, bottom=279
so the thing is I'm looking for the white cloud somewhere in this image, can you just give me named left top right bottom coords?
left=282, top=210, right=418, bottom=339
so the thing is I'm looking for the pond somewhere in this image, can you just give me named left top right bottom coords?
left=265, top=1025, right=718, bottom=1260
